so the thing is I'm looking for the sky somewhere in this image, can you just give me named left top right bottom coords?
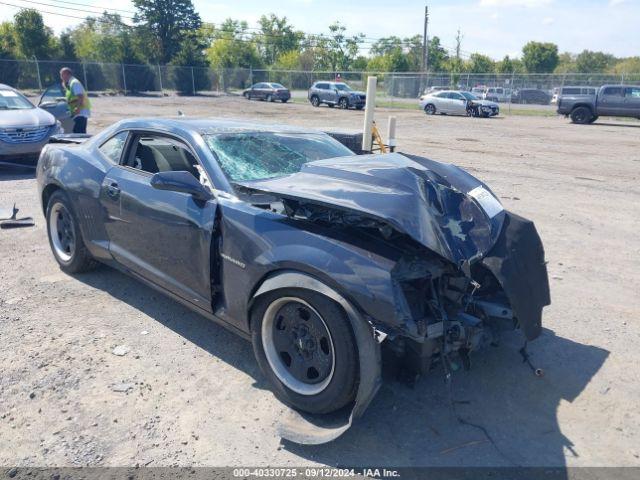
left=0, top=0, right=638, bottom=59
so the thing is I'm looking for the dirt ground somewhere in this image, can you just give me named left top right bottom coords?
left=1, top=95, right=639, bottom=468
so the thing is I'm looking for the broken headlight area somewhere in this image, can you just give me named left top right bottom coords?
left=387, top=254, right=518, bottom=376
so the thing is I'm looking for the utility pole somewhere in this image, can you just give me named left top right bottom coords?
left=422, top=5, right=429, bottom=72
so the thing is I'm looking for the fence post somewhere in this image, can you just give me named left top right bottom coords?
left=191, top=67, right=196, bottom=95
left=82, top=63, right=88, bottom=92
left=249, top=65, right=253, bottom=86
left=621, top=73, right=624, bottom=85
left=33, top=56, right=42, bottom=91
left=508, top=71, right=515, bottom=114
left=157, top=64, right=163, bottom=96
left=122, top=63, right=127, bottom=95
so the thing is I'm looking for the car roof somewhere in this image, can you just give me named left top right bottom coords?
left=0, top=84, right=15, bottom=90
left=115, top=117, right=320, bottom=136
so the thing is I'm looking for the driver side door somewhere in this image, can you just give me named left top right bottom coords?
left=38, top=84, right=73, bottom=133
left=99, top=130, right=217, bottom=311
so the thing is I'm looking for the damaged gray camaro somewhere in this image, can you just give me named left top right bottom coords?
left=37, top=119, right=550, bottom=443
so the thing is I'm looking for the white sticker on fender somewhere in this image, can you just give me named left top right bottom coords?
left=468, top=186, right=503, bottom=218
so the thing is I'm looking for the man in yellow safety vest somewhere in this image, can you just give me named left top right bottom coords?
left=60, top=67, right=91, bottom=134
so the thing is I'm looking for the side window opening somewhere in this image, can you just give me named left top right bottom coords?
left=124, top=134, right=206, bottom=187
left=98, top=131, right=129, bottom=163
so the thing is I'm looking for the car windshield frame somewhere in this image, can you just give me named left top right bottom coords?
left=270, top=83, right=285, bottom=89
left=0, top=89, right=35, bottom=110
left=204, top=131, right=355, bottom=184
left=461, top=92, right=479, bottom=101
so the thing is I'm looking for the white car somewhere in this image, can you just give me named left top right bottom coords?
left=419, top=90, right=499, bottom=117
left=483, top=87, right=512, bottom=103
left=0, top=84, right=64, bottom=167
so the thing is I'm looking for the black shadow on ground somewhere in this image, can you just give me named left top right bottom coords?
left=0, top=166, right=36, bottom=181
left=75, top=265, right=608, bottom=470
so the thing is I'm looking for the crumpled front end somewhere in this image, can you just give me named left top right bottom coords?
left=239, top=152, right=550, bottom=371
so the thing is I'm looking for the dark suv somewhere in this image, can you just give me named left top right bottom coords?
left=308, top=82, right=366, bottom=110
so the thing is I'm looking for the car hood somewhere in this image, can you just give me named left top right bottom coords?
left=238, top=152, right=506, bottom=268
left=347, top=90, right=366, bottom=96
left=471, top=99, right=499, bottom=107
left=0, top=107, right=55, bottom=128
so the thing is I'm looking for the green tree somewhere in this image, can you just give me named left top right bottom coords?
left=467, top=53, right=494, bottom=73
left=0, top=22, right=20, bottom=85
left=315, top=22, right=364, bottom=71
left=574, top=50, right=617, bottom=73
left=610, top=57, right=640, bottom=74
left=521, top=41, right=559, bottom=73
left=257, top=14, right=303, bottom=66
left=206, top=19, right=262, bottom=69
left=59, top=30, right=78, bottom=61
left=426, top=36, right=449, bottom=72
left=133, top=0, right=201, bottom=63
left=170, top=34, right=210, bottom=94
left=13, top=9, right=56, bottom=59
left=554, top=52, right=575, bottom=73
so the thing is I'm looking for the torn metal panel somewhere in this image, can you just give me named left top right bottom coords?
left=238, top=152, right=505, bottom=267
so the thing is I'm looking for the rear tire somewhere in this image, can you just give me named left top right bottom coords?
left=310, top=95, right=320, bottom=107
left=46, top=190, right=98, bottom=274
left=588, top=115, right=598, bottom=124
left=424, top=103, right=436, bottom=115
left=244, top=92, right=251, bottom=100
left=251, top=288, right=358, bottom=414
left=570, top=106, right=593, bottom=124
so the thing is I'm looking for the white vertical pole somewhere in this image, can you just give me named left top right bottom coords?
left=33, top=56, right=42, bottom=91
left=82, top=63, right=88, bottom=91
left=122, top=63, right=127, bottom=95
left=157, top=64, right=163, bottom=95
left=387, top=116, right=397, bottom=152
left=362, top=76, right=377, bottom=153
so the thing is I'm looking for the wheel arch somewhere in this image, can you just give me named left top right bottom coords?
left=41, top=182, right=63, bottom=215
left=250, top=269, right=383, bottom=444
left=570, top=103, right=594, bottom=114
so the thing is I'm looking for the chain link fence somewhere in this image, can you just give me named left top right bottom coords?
left=1, top=58, right=638, bottom=109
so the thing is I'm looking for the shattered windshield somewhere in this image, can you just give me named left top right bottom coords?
left=205, top=132, right=354, bottom=182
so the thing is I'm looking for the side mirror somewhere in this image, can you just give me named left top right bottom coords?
left=150, top=171, right=213, bottom=202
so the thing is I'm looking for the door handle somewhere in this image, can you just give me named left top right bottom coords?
left=107, top=182, right=121, bottom=199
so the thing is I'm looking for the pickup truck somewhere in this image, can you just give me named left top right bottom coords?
left=557, top=84, right=640, bottom=124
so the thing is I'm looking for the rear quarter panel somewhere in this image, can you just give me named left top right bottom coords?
left=37, top=141, right=113, bottom=259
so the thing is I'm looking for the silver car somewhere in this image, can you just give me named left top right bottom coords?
left=0, top=84, right=65, bottom=167
left=419, top=90, right=499, bottom=118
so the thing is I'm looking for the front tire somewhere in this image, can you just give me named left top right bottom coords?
left=339, top=97, right=349, bottom=109
left=46, top=190, right=97, bottom=273
left=251, top=289, right=358, bottom=414
left=267, top=94, right=274, bottom=102
left=570, top=106, right=593, bottom=124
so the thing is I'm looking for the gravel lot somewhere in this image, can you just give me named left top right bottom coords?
left=1, top=95, right=639, bottom=468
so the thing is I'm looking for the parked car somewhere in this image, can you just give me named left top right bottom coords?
left=419, top=90, right=499, bottom=117
left=308, top=81, right=366, bottom=109
left=483, top=87, right=512, bottom=103
left=242, top=83, right=291, bottom=103
left=471, top=85, right=488, bottom=98
left=0, top=83, right=63, bottom=167
left=424, top=85, right=450, bottom=94
left=557, top=84, right=640, bottom=124
left=37, top=118, right=549, bottom=442
left=552, top=86, right=597, bottom=105
left=511, top=89, right=551, bottom=105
